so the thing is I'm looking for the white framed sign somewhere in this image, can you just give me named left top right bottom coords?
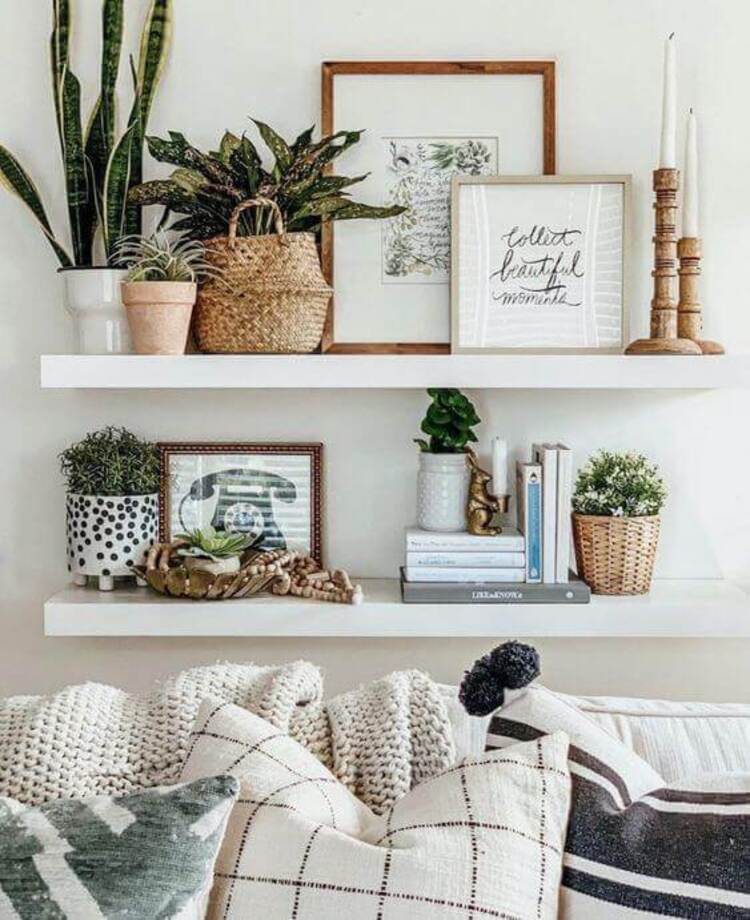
left=451, top=175, right=630, bottom=353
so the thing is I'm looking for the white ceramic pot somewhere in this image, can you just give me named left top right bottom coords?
left=66, top=493, right=158, bottom=590
left=416, top=452, right=470, bottom=532
left=61, top=267, right=132, bottom=354
left=183, top=555, right=241, bottom=576
left=121, top=281, right=197, bottom=355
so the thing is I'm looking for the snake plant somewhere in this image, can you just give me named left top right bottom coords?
left=0, top=0, right=172, bottom=267
left=128, top=119, right=405, bottom=240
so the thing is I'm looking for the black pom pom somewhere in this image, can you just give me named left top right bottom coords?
left=459, top=641, right=540, bottom=716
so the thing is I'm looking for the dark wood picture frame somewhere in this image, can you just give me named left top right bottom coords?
left=320, top=60, right=557, bottom=354
left=158, top=442, right=323, bottom=563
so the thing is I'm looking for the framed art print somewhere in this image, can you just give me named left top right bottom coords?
left=451, top=175, right=630, bottom=354
left=158, top=443, right=323, bottom=563
left=320, top=61, right=556, bottom=353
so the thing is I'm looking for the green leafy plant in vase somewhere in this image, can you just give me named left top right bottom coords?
left=59, top=427, right=160, bottom=590
left=176, top=525, right=260, bottom=576
left=414, top=389, right=481, bottom=533
left=116, top=233, right=220, bottom=355
left=571, top=450, right=667, bottom=596
left=0, top=0, right=172, bottom=354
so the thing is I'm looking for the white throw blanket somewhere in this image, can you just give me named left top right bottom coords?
left=0, top=662, right=454, bottom=813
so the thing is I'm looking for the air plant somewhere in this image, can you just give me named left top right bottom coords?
left=114, top=232, right=220, bottom=283
left=128, top=118, right=405, bottom=240
left=175, top=525, right=260, bottom=561
left=0, top=0, right=172, bottom=267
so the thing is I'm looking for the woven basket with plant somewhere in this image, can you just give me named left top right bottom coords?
left=129, top=120, right=404, bottom=353
left=571, top=450, right=667, bottom=595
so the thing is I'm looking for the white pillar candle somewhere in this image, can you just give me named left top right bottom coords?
left=492, top=438, right=508, bottom=496
left=659, top=33, right=677, bottom=168
left=683, top=108, right=699, bottom=238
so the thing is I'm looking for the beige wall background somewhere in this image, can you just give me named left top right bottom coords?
left=0, top=0, right=748, bottom=701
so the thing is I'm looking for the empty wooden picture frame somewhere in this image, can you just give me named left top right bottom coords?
left=320, top=61, right=556, bottom=353
left=451, top=175, right=630, bottom=354
left=158, top=442, right=323, bottom=563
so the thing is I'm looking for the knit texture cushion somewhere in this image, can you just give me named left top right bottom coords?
left=0, top=775, right=238, bottom=918
left=181, top=699, right=571, bottom=920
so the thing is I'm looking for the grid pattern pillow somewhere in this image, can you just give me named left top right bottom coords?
left=485, top=685, right=750, bottom=918
left=0, top=775, right=238, bottom=919
left=181, top=699, right=572, bottom=920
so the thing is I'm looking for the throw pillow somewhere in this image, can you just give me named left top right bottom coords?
left=181, top=699, right=572, bottom=919
left=0, top=774, right=238, bottom=919
left=486, top=685, right=750, bottom=918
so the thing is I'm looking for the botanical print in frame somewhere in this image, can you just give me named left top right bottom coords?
left=382, top=136, right=498, bottom=284
left=451, top=175, right=630, bottom=354
left=158, top=443, right=322, bottom=563
left=320, top=61, right=557, bottom=353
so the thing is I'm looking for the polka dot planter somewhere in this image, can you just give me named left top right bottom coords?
left=66, top=493, right=158, bottom=590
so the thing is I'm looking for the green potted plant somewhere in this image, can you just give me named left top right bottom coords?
left=175, top=525, right=259, bottom=576
left=414, top=388, right=481, bottom=532
left=128, top=119, right=405, bottom=353
left=116, top=233, right=218, bottom=355
left=572, top=450, right=668, bottom=595
left=60, top=427, right=160, bottom=590
left=0, top=1, right=171, bottom=354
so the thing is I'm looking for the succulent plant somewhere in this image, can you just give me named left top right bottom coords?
left=414, top=388, right=481, bottom=454
left=0, top=0, right=172, bottom=267
left=59, top=427, right=159, bottom=495
left=176, top=525, right=259, bottom=561
left=128, top=118, right=405, bottom=240
left=573, top=450, right=667, bottom=517
left=115, top=232, right=220, bottom=283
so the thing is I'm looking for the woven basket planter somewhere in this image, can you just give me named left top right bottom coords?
left=194, top=197, right=332, bottom=354
left=572, top=513, right=661, bottom=595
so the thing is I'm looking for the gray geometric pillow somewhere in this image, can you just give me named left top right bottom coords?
left=0, top=775, right=238, bottom=919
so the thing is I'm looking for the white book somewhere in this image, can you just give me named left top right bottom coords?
left=405, top=566, right=526, bottom=583
left=405, top=527, right=525, bottom=552
left=516, top=461, right=542, bottom=584
left=554, top=444, right=573, bottom=583
left=531, top=443, right=558, bottom=584
left=406, top=551, right=525, bottom=568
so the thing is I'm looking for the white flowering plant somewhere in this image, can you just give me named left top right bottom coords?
left=572, top=450, right=667, bottom=517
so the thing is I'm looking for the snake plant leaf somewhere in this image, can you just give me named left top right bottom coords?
left=84, top=0, right=124, bottom=218
left=0, top=145, right=72, bottom=266
left=50, top=0, right=71, bottom=141
left=59, top=67, right=94, bottom=264
left=103, top=115, right=138, bottom=258
left=252, top=119, right=292, bottom=174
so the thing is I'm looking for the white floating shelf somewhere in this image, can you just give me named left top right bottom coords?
left=40, top=354, right=750, bottom=390
left=44, top=578, right=750, bottom=638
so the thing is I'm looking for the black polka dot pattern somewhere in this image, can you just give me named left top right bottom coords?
left=67, top=493, right=158, bottom=582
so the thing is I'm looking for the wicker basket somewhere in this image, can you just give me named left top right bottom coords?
left=572, top=513, right=661, bottom=595
left=194, top=198, right=332, bottom=354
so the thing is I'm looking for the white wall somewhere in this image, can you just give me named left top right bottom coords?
left=1, top=0, right=749, bottom=701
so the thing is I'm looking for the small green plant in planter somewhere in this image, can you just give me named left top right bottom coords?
left=60, top=427, right=160, bottom=591
left=414, top=389, right=481, bottom=533
left=176, top=525, right=259, bottom=576
left=115, top=233, right=221, bottom=355
left=572, top=450, right=667, bottom=596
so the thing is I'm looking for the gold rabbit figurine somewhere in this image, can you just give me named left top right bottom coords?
left=466, top=450, right=501, bottom=536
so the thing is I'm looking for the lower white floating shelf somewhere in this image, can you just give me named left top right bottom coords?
left=44, top=578, right=750, bottom=638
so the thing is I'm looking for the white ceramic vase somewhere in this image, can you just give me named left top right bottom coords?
left=61, top=267, right=132, bottom=354
left=66, top=493, right=159, bottom=590
left=416, top=452, right=470, bottom=532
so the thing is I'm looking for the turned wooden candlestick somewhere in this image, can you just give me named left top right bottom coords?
left=625, top=169, right=701, bottom=355
left=677, top=237, right=724, bottom=355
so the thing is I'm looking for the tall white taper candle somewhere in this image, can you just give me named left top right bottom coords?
left=683, top=108, right=699, bottom=237
left=659, top=33, right=677, bottom=168
left=491, top=438, right=508, bottom=496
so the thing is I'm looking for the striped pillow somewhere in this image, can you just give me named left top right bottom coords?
left=485, top=685, right=750, bottom=918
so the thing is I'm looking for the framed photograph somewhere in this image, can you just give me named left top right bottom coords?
left=158, top=443, right=323, bottom=562
left=320, top=61, right=556, bottom=353
left=451, top=175, right=630, bottom=354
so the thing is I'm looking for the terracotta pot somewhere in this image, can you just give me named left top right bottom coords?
left=121, top=281, right=197, bottom=355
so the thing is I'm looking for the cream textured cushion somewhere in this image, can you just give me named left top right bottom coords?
left=181, top=699, right=572, bottom=920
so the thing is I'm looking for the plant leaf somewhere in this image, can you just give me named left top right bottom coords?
left=59, top=66, right=93, bottom=264
left=103, top=117, right=138, bottom=259
left=0, top=145, right=72, bottom=266
left=50, top=0, right=71, bottom=144
left=252, top=118, right=292, bottom=174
